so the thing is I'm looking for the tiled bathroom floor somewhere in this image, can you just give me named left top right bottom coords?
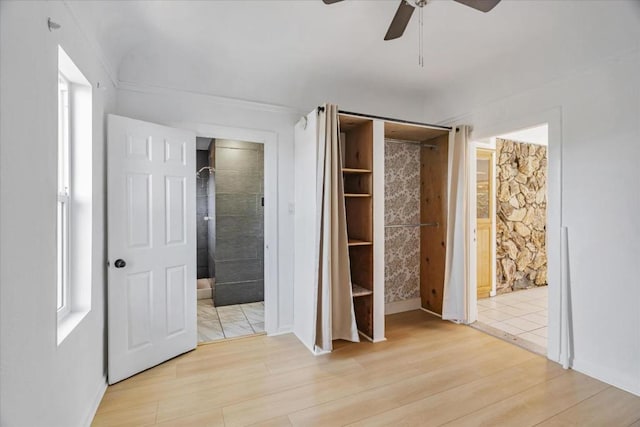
left=197, top=300, right=264, bottom=343
left=474, top=286, right=548, bottom=354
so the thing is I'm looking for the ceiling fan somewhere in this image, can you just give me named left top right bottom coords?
left=322, top=0, right=501, bottom=41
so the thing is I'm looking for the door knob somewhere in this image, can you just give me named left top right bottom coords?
left=114, top=259, right=127, bottom=268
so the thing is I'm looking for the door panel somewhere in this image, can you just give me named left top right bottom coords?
left=108, top=114, right=196, bottom=384
left=476, top=149, right=494, bottom=299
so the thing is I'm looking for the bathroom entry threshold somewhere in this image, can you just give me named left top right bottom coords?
left=197, top=300, right=265, bottom=344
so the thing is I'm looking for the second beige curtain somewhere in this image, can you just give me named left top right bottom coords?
left=314, top=104, right=360, bottom=352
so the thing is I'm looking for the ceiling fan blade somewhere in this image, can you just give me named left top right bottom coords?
left=384, top=0, right=415, bottom=41
left=322, top=0, right=344, bottom=4
left=453, top=0, right=501, bottom=13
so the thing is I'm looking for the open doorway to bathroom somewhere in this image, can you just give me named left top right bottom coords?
left=195, top=137, right=265, bottom=343
left=472, top=124, right=549, bottom=355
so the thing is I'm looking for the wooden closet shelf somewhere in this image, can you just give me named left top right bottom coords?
left=344, top=193, right=371, bottom=198
left=348, top=239, right=373, bottom=247
left=352, top=284, right=373, bottom=298
left=342, top=168, right=372, bottom=174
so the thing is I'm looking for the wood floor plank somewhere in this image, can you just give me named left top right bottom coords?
left=91, top=310, right=640, bottom=427
left=221, top=376, right=364, bottom=427
left=347, top=358, right=565, bottom=427
left=536, top=386, right=640, bottom=426
left=155, top=359, right=361, bottom=423
left=151, top=408, right=224, bottom=427
left=442, top=370, right=609, bottom=426
left=92, top=401, right=158, bottom=427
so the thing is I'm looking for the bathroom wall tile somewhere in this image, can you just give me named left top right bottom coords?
left=216, top=194, right=257, bottom=216
left=215, top=139, right=262, bottom=151
left=216, top=236, right=259, bottom=261
left=197, top=251, right=208, bottom=267
left=215, top=260, right=263, bottom=283
left=215, top=281, right=264, bottom=306
left=196, top=150, right=209, bottom=168
left=197, top=266, right=209, bottom=279
left=208, top=254, right=216, bottom=279
left=196, top=182, right=208, bottom=197
left=216, top=170, right=261, bottom=194
left=216, top=216, right=262, bottom=238
left=196, top=198, right=209, bottom=215
left=197, top=221, right=208, bottom=240
left=215, top=146, right=257, bottom=172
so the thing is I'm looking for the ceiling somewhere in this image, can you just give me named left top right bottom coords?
left=67, top=0, right=640, bottom=114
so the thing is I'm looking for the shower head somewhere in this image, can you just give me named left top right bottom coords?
left=196, top=166, right=215, bottom=178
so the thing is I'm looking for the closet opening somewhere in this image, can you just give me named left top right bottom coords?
left=471, top=124, right=549, bottom=355
left=195, top=137, right=265, bottom=344
left=383, top=122, right=449, bottom=318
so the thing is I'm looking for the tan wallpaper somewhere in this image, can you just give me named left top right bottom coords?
left=384, top=141, right=420, bottom=303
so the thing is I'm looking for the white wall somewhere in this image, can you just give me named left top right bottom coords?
left=425, top=49, right=640, bottom=394
left=115, top=84, right=302, bottom=334
left=115, top=81, right=428, bottom=338
left=0, top=2, right=116, bottom=426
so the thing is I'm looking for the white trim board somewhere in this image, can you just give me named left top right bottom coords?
left=166, top=121, right=284, bottom=336
left=83, top=379, right=107, bottom=427
left=468, top=107, right=562, bottom=363
left=385, top=297, right=422, bottom=315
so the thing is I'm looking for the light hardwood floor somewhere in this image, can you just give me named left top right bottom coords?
left=92, top=311, right=640, bottom=426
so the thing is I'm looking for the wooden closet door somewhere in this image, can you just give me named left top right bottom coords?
left=476, top=149, right=494, bottom=299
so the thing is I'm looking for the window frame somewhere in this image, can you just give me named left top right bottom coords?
left=56, top=46, right=93, bottom=345
left=57, top=72, right=71, bottom=322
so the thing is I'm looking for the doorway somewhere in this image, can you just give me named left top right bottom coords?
left=472, top=124, right=549, bottom=354
left=195, top=137, right=265, bottom=343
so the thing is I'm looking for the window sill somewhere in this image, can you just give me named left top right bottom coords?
left=57, top=309, right=89, bottom=346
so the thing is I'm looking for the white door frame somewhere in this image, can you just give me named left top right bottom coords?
left=168, top=121, right=279, bottom=335
left=467, top=108, right=562, bottom=362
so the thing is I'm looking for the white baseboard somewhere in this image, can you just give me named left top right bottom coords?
left=83, top=377, right=107, bottom=427
left=267, top=327, right=293, bottom=337
left=572, top=358, right=640, bottom=397
left=385, top=297, right=422, bottom=315
left=420, top=307, right=443, bottom=318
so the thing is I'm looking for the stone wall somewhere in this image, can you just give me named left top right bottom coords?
left=496, top=139, right=548, bottom=293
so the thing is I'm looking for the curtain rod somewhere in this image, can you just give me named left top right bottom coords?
left=317, top=106, right=452, bottom=131
left=385, top=138, right=439, bottom=148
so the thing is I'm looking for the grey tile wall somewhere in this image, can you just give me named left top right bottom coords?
left=214, top=139, right=264, bottom=306
left=207, top=148, right=216, bottom=280
left=196, top=150, right=210, bottom=279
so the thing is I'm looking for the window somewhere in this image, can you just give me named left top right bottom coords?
left=57, top=46, right=93, bottom=344
left=57, top=73, right=71, bottom=318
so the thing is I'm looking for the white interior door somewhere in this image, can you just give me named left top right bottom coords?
left=107, top=114, right=196, bottom=384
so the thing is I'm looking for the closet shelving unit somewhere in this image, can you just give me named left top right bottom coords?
left=293, top=106, right=453, bottom=354
left=340, top=114, right=375, bottom=339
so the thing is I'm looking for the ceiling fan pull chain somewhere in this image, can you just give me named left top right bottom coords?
left=418, top=5, right=424, bottom=67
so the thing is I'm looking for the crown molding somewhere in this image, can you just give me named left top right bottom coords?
left=117, top=80, right=308, bottom=117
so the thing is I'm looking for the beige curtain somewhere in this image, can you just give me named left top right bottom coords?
left=442, top=125, right=471, bottom=322
left=314, top=104, right=360, bottom=352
